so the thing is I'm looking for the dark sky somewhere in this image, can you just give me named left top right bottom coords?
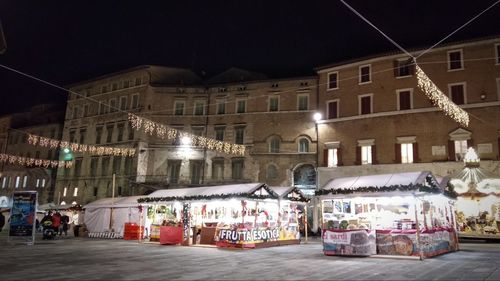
left=0, top=0, right=498, bottom=115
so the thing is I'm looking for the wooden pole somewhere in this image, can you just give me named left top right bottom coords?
left=109, top=173, right=115, bottom=231
left=305, top=205, right=308, bottom=243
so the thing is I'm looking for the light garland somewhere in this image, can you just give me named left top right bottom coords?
left=416, top=65, right=469, bottom=127
left=0, top=153, right=73, bottom=169
left=128, top=113, right=246, bottom=156
left=27, top=134, right=136, bottom=157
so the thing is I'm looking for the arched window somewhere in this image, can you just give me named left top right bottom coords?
left=269, top=137, right=280, bottom=153
left=299, top=138, right=309, bottom=152
left=266, top=164, right=278, bottom=179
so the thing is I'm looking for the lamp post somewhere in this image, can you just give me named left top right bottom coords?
left=312, top=112, right=322, bottom=235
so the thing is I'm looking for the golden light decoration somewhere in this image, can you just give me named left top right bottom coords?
left=416, top=65, right=469, bottom=127
left=0, top=153, right=73, bottom=169
left=26, top=134, right=136, bottom=157
left=127, top=113, right=246, bottom=156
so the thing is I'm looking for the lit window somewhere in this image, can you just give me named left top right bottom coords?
left=401, top=143, right=414, bottom=164
left=15, top=176, right=20, bottom=188
left=73, top=187, right=78, bottom=197
left=41, top=178, right=46, bottom=187
left=36, top=179, right=40, bottom=188
left=328, top=148, right=338, bottom=167
left=63, top=187, right=68, bottom=197
left=454, top=140, right=468, bottom=161
left=1, top=177, right=7, bottom=188
left=22, top=176, right=28, bottom=188
left=361, top=146, right=372, bottom=165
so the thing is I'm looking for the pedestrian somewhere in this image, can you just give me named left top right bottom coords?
left=52, top=211, right=61, bottom=235
left=60, top=213, right=70, bottom=236
left=0, top=212, right=5, bottom=232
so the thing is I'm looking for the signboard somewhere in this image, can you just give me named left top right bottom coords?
left=323, top=229, right=376, bottom=256
left=9, top=191, right=37, bottom=243
left=216, top=226, right=299, bottom=247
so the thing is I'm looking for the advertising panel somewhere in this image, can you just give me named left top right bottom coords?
left=9, top=191, right=37, bottom=238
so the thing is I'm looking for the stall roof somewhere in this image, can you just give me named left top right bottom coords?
left=39, top=202, right=82, bottom=211
left=321, top=171, right=437, bottom=190
left=269, top=186, right=309, bottom=202
left=139, top=183, right=279, bottom=203
left=84, top=196, right=144, bottom=209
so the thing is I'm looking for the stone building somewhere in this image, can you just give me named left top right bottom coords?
left=0, top=104, right=64, bottom=205
left=56, top=65, right=318, bottom=204
left=313, top=36, right=500, bottom=231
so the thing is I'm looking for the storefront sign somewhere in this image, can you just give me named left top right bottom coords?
left=9, top=191, right=37, bottom=237
left=323, top=231, right=351, bottom=245
left=323, top=229, right=377, bottom=256
left=218, top=227, right=280, bottom=243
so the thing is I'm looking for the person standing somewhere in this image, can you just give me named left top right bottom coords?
left=0, top=212, right=5, bottom=232
left=52, top=212, right=61, bottom=235
left=60, top=213, right=70, bottom=236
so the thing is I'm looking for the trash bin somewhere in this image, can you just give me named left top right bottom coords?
left=73, top=225, right=80, bottom=237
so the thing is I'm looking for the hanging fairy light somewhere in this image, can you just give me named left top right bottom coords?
left=127, top=113, right=246, bottom=156
left=416, top=65, right=469, bottom=127
left=0, top=153, right=73, bottom=169
left=26, top=134, right=136, bottom=157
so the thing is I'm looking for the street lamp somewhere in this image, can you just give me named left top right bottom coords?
left=312, top=112, right=322, bottom=235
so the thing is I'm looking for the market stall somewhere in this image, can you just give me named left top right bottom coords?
left=137, top=183, right=309, bottom=248
left=83, top=196, right=144, bottom=238
left=317, top=171, right=458, bottom=259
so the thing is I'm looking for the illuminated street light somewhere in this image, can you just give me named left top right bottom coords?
left=181, top=136, right=192, bottom=146
left=313, top=112, right=322, bottom=122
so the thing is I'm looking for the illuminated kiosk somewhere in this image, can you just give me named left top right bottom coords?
left=137, top=183, right=309, bottom=248
left=317, top=171, right=458, bottom=258
left=450, top=148, right=500, bottom=239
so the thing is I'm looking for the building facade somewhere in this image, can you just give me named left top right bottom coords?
left=55, top=66, right=318, bottom=204
left=0, top=104, right=64, bottom=205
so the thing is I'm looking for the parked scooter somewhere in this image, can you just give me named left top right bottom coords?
left=42, top=220, right=56, bottom=240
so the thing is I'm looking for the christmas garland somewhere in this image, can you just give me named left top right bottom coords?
left=315, top=183, right=457, bottom=199
left=137, top=193, right=277, bottom=203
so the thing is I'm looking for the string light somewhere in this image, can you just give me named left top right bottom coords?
left=416, top=65, right=469, bottom=127
left=0, top=153, right=73, bottom=169
left=27, top=133, right=136, bottom=157
left=128, top=113, right=246, bottom=156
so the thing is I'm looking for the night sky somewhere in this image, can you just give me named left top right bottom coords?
left=0, top=0, right=498, bottom=115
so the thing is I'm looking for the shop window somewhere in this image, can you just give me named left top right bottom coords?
left=298, top=138, right=309, bottom=153
left=269, top=96, right=279, bottom=112
left=269, top=137, right=280, bottom=153
left=327, top=72, right=339, bottom=90
left=231, top=158, right=244, bottom=180
left=267, top=164, right=278, bottom=179
left=168, top=160, right=181, bottom=184
left=327, top=100, right=339, bottom=119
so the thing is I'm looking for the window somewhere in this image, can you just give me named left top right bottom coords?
left=125, top=157, right=133, bottom=174
left=174, top=101, right=185, bottom=115
left=357, top=139, right=375, bottom=165
left=454, top=140, right=468, bottom=161
left=215, top=126, right=225, bottom=141
left=74, top=158, right=82, bottom=177
left=191, top=126, right=204, bottom=137
left=449, top=83, right=466, bottom=105
left=128, top=123, right=134, bottom=140
left=212, top=158, right=224, bottom=181
left=106, top=124, right=114, bottom=143
left=69, top=129, right=76, bottom=143
left=120, top=96, right=127, bottom=110
left=448, top=50, right=463, bottom=70
left=101, top=85, right=108, bottom=93
left=93, top=187, right=98, bottom=197
left=359, top=65, right=371, bottom=83
left=401, top=143, right=414, bottom=164
left=41, top=178, right=46, bottom=188
left=72, top=106, right=79, bottom=119
left=298, top=94, right=309, bottom=111
left=496, top=44, right=500, bottom=65
left=123, top=80, right=130, bottom=88
left=361, top=146, right=372, bottom=165
left=327, top=148, right=338, bottom=167
left=35, top=178, right=40, bottom=188
left=135, top=77, right=142, bottom=86
left=269, top=96, right=279, bottom=112
left=234, top=126, right=245, bottom=145
left=236, top=99, right=246, bottom=114
left=73, top=187, right=78, bottom=197
left=299, top=138, right=309, bottom=153
left=216, top=99, right=226, bottom=114
left=90, top=157, right=98, bottom=177
left=79, top=128, right=86, bottom=144
left=22, top=176, right=28, bottom=188
left=117, top=123, right=124, bottom=142
left=95, top=126, right=103, bottom=144
left=327, top=100, right=339, bottom=119
left=359, top=94, right=372, bottom=115
left=99, top=102, right=107, bottom=115
left=131, top=94, right=139, bottom=109
left=101, top=156, right=110, bottom=176
left=1, top=177, right=7, bottom=188
left=63, top=187, right=67, bottom=197
left=394, top=59, right=413, bottom=77
left=15, top=176, right=20, bottom=188
left=113, top=157, right=122, bottom=174
left=267, top=164, right=278, bottom=179
left=35, top=151, right=40, bottom=158
left=269, top=137, right=280, bottom=153
left=112, top=83, right=118, bottom=91
left=83, top=104, right=89, bottom=117
left=194, top=101, right=205, bottom=115
left=168, top=160, right=181, bottom=184
left=190, top=160, right=203, bottom=185
left=397, top=89, right=413, bottom=110
left=231, top=158, right=244, bottom=180
left=109, top=99, right=117, bottom=113
left=327, top=72, right=339, bottom=90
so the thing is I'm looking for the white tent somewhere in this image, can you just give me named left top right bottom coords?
left=83, top=196, right=143, bottom=236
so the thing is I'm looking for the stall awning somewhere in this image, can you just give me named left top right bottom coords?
left=84, top=196, right=145, bottom=209
left=269, top=186, right=309, bottom=202
left=138, top=183, right=279, bottom=203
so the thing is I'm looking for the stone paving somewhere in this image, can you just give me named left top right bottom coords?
left=0, top=233, right=499, bottom=280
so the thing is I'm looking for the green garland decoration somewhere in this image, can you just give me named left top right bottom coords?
left=315, top=183, right=457, bottom=199
left=137, top=193, right=276, bottom=203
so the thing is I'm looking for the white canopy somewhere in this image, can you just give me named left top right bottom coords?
left=321, top=171, right=436, bottom=190
left=144, top=183, right=277, bottom=202
left=269, top=186, right=308, bottom=202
